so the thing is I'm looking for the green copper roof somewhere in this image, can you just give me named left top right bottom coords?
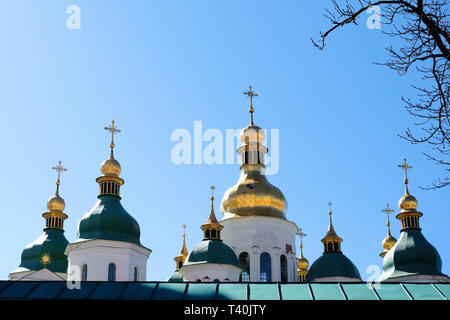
left=184, top=239, right=240, bottom=267
left=167, top=270, right=184, bottom=282
left=77, top=194, right=141, bottom=245
left=306, top=252, right=361, bottom=282
left=18, top=229, right=69, bottom=273
left=0, top=281, right=448, bottom=300
left=380, top=229, right=445, bottom=281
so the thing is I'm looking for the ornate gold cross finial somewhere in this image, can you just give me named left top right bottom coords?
left=104, top=120, right=121, bottom=152
left=398, top=158, right=412, bottom=185
left=51, top=161, right=67, bottom=195
left=381, top=203, right=395, bottom=227
left=243, top=85, right=258, bottom=125
left=297, top=228, right=307, bottom=248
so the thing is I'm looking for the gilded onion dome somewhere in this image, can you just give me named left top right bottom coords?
left=77, top=121, right=142, bottom=245
left=379, top=159, right=447, bottom=282
left=380, top=204, right=397, bottom=258
left=221, top=86, right=287, bottom=220
left=15, top=162, right=70, bottom=274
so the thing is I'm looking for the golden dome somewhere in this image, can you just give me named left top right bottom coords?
left=221, top=167, right=287, bottom=219
left=398, top=191, right=418, bottom=211
left=239, top=125, right=265, bottom=144
left=382, top=231, right=397, bottom=251
left=47, top=194, right=65, bottom=212
left=297, top=256, right=309, bottom=270
left=101, top=155, right=121, bottom=177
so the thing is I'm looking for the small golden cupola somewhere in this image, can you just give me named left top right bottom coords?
left=397, top=158, right=422, bottom=230
left=321, top=203, right=343, bottom=253
left=202, top=186, right=224, bottom=240
left=297, top=228, right=309, bottom=282
left=96, top=120, right=124, bottom=197
left=174, top=225, right=189, bottom=271
left=221, top=86, right=287, bottom=219
left=380, top=204, right=397, bottom=258
left=43, top=161, right=68, bottom=230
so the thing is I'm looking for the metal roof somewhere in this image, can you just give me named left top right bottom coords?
left=0, top=281, right=447, bottom=300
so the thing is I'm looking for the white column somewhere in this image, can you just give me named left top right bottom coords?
left=249, top=246, right=261, bottom=282
left=272, top=248, right=281, bottom=282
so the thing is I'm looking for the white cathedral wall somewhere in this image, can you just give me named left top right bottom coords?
left=180, top=263, right=242, bottom=282
left=220, top=216, right=298, bottom=282
left=65, top=239, right=151, bottom=281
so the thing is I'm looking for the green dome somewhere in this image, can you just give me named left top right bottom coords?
left=167, top=270, right=184, bottom=282
left=78, top=195, right=141, bottom=245
left=19, top=229, right=69, bottom=273
left=379, top=229, right=445, bottom=281
left=307, top=252, right=361, bottom=282
left=184, top=240, right=240, bottom=267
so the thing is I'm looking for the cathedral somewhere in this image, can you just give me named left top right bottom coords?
left=8, top=87, right=449, bottom=285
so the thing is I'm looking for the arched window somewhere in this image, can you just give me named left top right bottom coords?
left=239, top=252, right=250, bottom=282
left=327, top=243, right=333, bottom=251
left=213, top=279, right=220, bottom=283
left=134, top=267, right=138, bottom=281
left=108, top=263, right=116, bottom=282
left=211, top=229, right=217, bottom=238
left=177, top=261, right=183, bottom=270
left=205, top=230, right=211, bottom=238
left=82, top=264, right=88, bottom=281
left=260, top=252, right=272, bottom=282
left=280, top=255, right=288, bottom=283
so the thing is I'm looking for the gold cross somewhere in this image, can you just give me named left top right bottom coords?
left=398, top=158, right=412, bottom=185
left=297, top=228, right=307, bottom=245
left=51, top=161, right=67, bottom=195
left=381, top=203, right=394, bottom=227
left=104, top=120, right=121, bottom=150
left=243, top=85, right=258, bottom=125
left=183, top=224, right=187, bottom=239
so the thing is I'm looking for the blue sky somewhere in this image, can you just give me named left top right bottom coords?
left=0, top=1, right=448, bottom=281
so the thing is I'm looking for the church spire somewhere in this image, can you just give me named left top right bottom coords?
left=174, top=225, right=189, bottom=271
left=380, top=204, right=397, bottom=258
left=201, top=186, right=223, bottom=240
left=43, top=161, right=68, bottom=231
left=321, top=202, right=343, bottom=253
left=97, top=120, right=124, bottom=197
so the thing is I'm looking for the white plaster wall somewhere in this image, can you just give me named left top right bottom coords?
left=180, top=263, right=241, bottom=282
left=220, top=216, right=298, bottom=282
left=65, top=239, right=151, bottom=281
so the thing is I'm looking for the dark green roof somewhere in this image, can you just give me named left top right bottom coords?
left=306, top=252, right=361, bottom=282
left=78, top=195, right=141, bottom=245
left=380, top=229, right=445, bottom=281
left=18, top=229, right=69, bottom=273
left=167, top=270, right=184, bottom=282
left=0, top=281, right=448, bottom=300
left=184, top=239, right=240, bottom=267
